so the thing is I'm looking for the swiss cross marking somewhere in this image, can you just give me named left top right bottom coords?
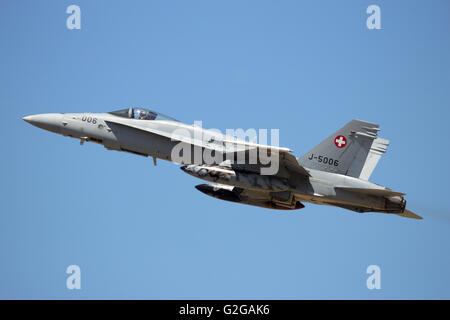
left=335, top=135, right=347, bottom=148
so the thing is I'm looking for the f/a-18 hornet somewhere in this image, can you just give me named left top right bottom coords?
left=23, top=107, right=421, bottom=219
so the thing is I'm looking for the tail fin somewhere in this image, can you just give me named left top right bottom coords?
left=298, top=120, right=389, bottom=180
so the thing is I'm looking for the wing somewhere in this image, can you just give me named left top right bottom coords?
left=280, top=151, right=311, bottom=177
left=105, top=117, right=309, bottom=178
left=222, top=139, right=310, bottom=178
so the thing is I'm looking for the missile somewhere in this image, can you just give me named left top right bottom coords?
left=180, top=164, right=290, bottom=192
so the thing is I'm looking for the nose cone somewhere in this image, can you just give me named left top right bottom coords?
left=23, top=113, right=63, bottom=134
left=195, top=183, right=213, bottom=194
left=22, top=115, right=33, bottom=123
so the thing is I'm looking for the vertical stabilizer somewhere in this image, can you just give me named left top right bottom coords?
left=298, top=120, right=389, bottom=181
left=359, top=138, right=389, bottom=180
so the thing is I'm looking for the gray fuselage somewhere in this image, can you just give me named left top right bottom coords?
left=23, top=112, right=404, bottom=214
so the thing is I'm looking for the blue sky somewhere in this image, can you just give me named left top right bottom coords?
left=1, top=0, right=449, bottom=299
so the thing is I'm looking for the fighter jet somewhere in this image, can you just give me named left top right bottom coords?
left=23, top=107, right=422, bottom=219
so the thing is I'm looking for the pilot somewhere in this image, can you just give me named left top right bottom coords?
left=139, top=109, right=148, bottom=120
left=132, top=108, right=141, bottom=119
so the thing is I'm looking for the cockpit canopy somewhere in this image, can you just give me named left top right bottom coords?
left=109, top=108, right=178, bottom=122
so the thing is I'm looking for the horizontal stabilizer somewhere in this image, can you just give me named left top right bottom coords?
left=396, top=210, right=423, bottom=220
left=335, top=187, right=405, bottom=197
